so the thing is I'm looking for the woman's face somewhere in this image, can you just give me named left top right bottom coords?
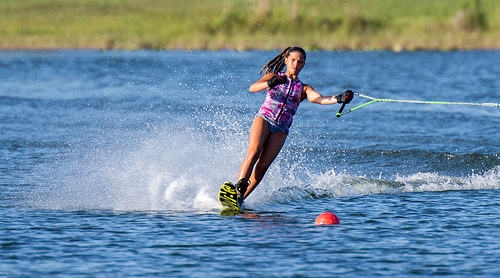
left=285, top=51, right=306, bottom=76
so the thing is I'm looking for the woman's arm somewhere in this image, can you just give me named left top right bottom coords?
left=304, top=85, right=339, bottom=105
left=304, top=85, right=354, bottom=105
left=249, top=73, right=279, bottom=92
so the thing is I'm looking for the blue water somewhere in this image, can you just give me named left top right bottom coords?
left=1, top=50, right=499, bottom=277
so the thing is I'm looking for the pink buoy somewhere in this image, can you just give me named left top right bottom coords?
left=314, top=212, right=340, bottom=225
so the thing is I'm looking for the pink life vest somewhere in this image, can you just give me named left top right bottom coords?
left=258, top=72, right=304, bottom=129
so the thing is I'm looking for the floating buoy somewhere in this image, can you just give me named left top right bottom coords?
left=314, top=212, right=340, bottom=225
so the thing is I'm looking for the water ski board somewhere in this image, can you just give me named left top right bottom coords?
left=218, top=181, right=241, bottom=215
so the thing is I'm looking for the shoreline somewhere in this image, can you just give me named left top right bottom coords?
left=2, top=0, right=499, bottom=52
left=2, top=46, right=499, bottom=52
left=3, top=33, right=498, bottom=52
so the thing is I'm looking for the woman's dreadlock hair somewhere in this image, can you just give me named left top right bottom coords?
left=260, top=46, right=307, bottom=75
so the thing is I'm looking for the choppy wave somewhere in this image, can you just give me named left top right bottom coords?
left=268, top=166, right=500, bottom=204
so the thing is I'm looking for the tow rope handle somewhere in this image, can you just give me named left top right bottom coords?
left=336, top=102, right=347, bottom=118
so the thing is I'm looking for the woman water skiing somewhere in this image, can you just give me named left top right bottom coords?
left=234, top=46, right=354, bottom=204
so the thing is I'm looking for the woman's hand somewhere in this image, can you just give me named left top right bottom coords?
left=250, top=73, right=280, bottom=92
left=267, top=75, right=287, bottom=89
left=335, top=90, right=354, bottom=104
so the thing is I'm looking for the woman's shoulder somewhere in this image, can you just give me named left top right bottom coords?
left=300, top=83, right=310, bottom=101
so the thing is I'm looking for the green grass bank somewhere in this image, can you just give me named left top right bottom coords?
left=1, top=0, right=499, bottom=50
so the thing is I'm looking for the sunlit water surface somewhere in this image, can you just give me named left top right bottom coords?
left=1, top=50, right=499, bottom=277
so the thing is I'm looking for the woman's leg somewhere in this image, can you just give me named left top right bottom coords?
left=236, top=117, right=270, bottom=183
left=244, top=131, right=287, bottom=199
